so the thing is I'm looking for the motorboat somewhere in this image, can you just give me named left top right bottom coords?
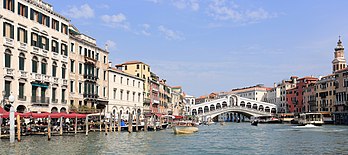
left=173, top=121, right=198, bottom=134
left=298, top=113, right=324, bottom=126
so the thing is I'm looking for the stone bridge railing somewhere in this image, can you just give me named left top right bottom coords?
left=195, top=106, right=273, bottom=118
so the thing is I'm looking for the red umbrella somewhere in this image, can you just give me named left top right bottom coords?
left=31, top=113, right=49, bottom=118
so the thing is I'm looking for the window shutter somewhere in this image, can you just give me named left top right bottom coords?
left=30, top=9, right=33, bottom=20
left=38, top=13, right=42, bottom=24
left=25, top=6, right=28, bottom=18
left=45, top=38, right=49, bottom=50
left=2, top=22, right=5, bottom=37
left=17, top=28, right=20, bottom=41
left=24, top=30, right=27, bottom=43
left=37, top=35, right=42, bottom=48
left=17, top=3, right=20, bottom=15
left=3, top=0, right=6, bottom=9
left=11, top=0, right=14, bottom=11
left=46, top=16, right=50, bottom=27
left=10, top=24, right=14, bottom=39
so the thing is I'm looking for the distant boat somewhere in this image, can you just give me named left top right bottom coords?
left=251, top=120, right=258, bottom=126
left=298, top=113, right=324, bottom=126
left=173, top=121, right=198, bottom=134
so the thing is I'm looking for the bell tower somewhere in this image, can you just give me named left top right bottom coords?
left=332, top=36, right=347, bottom=73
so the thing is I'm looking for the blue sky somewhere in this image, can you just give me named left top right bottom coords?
left=45, top=0, right=348, bottom=97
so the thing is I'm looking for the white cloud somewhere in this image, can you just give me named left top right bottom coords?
left=101, top=13, right=129, bottom=30
left=147, top=0, right=161, bottom=4
left=63, top=4, right=94, bottom=19
left=105, top=40, right=117, bottom=51
left=171, top=0, right=200, bottom=11
left=141, top=24, right=151, bottom=36
left=158, top=25, right=184, bottom=40
left=208, top=0, right=276, bottom=23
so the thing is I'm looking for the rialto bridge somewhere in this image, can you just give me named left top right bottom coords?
left=190, top=95, right=277, bottom=121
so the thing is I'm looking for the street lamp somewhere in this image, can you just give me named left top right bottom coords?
left=8, top=93, right=15, bottom=143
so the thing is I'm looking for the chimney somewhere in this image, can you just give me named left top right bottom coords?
left=109, top=61, right=112, bottom=68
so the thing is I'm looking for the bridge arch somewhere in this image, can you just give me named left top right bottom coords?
left=246, top=102, right=252, bottom=108
left=198, top=107, right=203, bottom=114
left=216, top=103, right=221, bottom=109
left=222, top=101, right=227, bottom=108
left=252, top=104, right=258, bottom=110
left=259, top=105, right=264, bottom=111
left=240, top=101, right=245, bottom=107
left=210, top=104, right=215, bottom=111
left=204, top=106, right=209, bottom=113
left=271, top=108, right=276, bottom=113
left=192, top=109, right=197, bottom=115
left=265, top=106, right=270, bottom=112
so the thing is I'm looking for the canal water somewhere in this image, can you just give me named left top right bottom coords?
left=0, top=123, right=348, bottom=154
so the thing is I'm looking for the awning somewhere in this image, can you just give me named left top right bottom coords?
left=174, top=115, right=184, bottom=119
left=155, top=113, right=162, bottom=117
left=32, top=83, right=49, bottom=88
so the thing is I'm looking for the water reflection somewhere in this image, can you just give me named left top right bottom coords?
left=0, top=123, right=348, bottom=154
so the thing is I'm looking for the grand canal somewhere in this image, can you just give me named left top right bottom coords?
left=0, top=123, right=347, bottom=154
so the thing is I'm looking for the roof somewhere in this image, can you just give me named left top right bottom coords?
left=108, top=67, right=145, bottom=81
left=115, top=61, right=149, bottom=66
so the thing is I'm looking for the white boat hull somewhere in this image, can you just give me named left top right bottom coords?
left=173, top=126, right=198, bottom=134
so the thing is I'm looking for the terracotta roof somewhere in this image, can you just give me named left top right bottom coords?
left=115, top=61, right=148, bottom=66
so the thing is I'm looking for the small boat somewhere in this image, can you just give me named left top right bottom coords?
left=173, top=121, right=198, bottom=134
left=251, top=120, right=258, bottom=126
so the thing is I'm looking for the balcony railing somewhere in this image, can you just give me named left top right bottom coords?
left=83, top=74, right=98, bottom=81
left=62, top=79, right=68, bottom=86
left=19, top=70, right=28, bottom=78
left=53, top=77, right=59, bottom=84
left=61, top=99, right=67, bottom=104
left=18, top=95, right=26, bottom=101
left=51, top=98, right=58, bottom=103
left=4, top=68, right=14, bottom=77
left=31, top=96, right=50, bottom=105
left=83, top=93, right=99, bottom=99
left=18, top=42, right=27, bottom=50
left=4, top=37, right=14, bottom=47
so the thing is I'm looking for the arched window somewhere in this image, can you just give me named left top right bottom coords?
left=52, top=61, right=57, bottom=77
left=32, top=56, right=38, bottom=73
left=62, top=64, right=66, bottom=79
left=41, top=59, right=47, bottom=75
left=19, top=53, right=25, bottom=70
left=4, top=49, right=11, bottom=68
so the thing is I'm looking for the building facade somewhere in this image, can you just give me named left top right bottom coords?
left=315, top=74, right=336, bottom=112
left=1, top=0, right=70, bottom=113
left=107, top=67, right=144, bottom=120
left=68, top=25, right=109, bottom=113
left=230, top=84, right=270, bottom=102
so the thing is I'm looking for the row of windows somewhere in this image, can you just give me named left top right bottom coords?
left=4, top=80, right=67, bottom=103
left=3, top=0, right=68, bottom=35
left=113, top=75, right=142, bottom=88
left=3, top=22, right=68, bottom=56
left=4, top=50, right=67, bottom=78
left=112, top=88, right=142, bottom=102
left=69, top=81, right=107, bottom=98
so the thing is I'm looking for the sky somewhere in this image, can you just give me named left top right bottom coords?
left=45, top=0, right=348, bottom=97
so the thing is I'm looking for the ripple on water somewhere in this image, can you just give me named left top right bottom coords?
left=0, top=123, right=348, bottom=154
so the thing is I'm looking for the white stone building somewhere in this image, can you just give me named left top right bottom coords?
left=1, top=0, right=70, bottom=113
left=229, top=84, right=270, bottom=102
left=107, top=67, right=144, bottom=120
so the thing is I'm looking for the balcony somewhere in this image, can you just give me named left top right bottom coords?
left=18, top=95, right=26, bottom=101
left=4, top=68, right=14, bottom=77
left=83, top=93, right=98, bottom=100
left=19, top=70, right=28, bottom=79
left=32, top=73, right=42, bottom=81
left=62, top=79, right=68, bottom=86
left=52, top=52, right=59, bottom=59
left=42, top=49, right=48, bottom=57
left=51, top=98, right=58, bottom=103
left=83, top=74, right=98, bottom=81
left=153, top=99, right=160, bottom=105
left=32, top=47, right=40, bottom=54
left=42, top=74, right=51, bottom=82
left=53, top=77, right=59, bottom=84
left=4, top=37, right=14, bottom=47
left=61, top=99, right=67, bottom=104
left=84, top=56, right=97, bottom=64
left=31, top=96, right=50, bottom=106
left=61, top=55, right=68, bottom=62
left=18, top=42, right=27, bottom=50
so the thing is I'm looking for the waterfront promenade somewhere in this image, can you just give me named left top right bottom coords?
left=0, top=123, right=347, bottom=154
